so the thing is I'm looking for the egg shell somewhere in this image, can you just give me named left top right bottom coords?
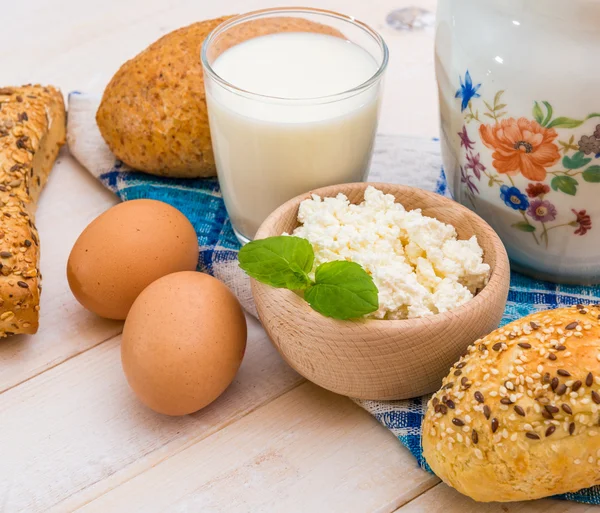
left=121, top=271, right=247, bottom=416
left=67, top=199, right=198, bottom=320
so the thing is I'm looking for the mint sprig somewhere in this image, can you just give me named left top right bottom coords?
left=304, top=261, right=379, bottom=319
left=238, top=236, right=378, bottom=320
left=237, top=235, right=313, bottom=289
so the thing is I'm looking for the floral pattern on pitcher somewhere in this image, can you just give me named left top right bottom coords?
left=456, top=70, right=600, bottom=248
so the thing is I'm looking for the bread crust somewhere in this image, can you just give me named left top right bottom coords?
left=0, top=85, right=65, bottom=336
left=422, top=305, right=600, bottom=501
left=96, top=17, right=230, bottom=179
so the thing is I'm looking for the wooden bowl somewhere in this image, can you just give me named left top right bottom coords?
left=251, top=183, right=510, bottom=400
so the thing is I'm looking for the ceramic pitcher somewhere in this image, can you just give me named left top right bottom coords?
left=436, top=0, right=600, bottom=284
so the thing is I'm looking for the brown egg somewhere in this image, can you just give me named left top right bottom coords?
left=121, top=271, right=247, bottom=415
left=67, top=199, right=198, bottom=320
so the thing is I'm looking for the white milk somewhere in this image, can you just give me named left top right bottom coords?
left=205, top=32, right=382, bottom=241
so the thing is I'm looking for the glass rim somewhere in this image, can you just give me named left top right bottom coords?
left=200, top=7, right=389, bottom=103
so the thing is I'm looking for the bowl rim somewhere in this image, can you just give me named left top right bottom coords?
left=252, top=181, right=509, bottom=329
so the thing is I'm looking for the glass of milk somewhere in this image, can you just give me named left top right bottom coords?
left=201, top=8, right=389, bottom=243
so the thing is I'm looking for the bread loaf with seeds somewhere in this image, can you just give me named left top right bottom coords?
left=0, top=85, right=65, bottom=336
left=422, top=305, right=600, bottom=502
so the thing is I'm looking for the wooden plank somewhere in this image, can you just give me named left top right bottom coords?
left=0, top=316, right=302, bottom=513
left=0, top=151, right=121, bottom=393
left=396, top=482, right=595, bottom=512
left=79, top=382, right=439, bottom=513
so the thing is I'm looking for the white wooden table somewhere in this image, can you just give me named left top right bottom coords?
left=0, top=1, right=591, bottom=511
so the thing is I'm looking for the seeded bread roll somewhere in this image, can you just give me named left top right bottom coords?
left=422, top=305, right=600, bottom=502
left=0, top=85, right=66, bottom=336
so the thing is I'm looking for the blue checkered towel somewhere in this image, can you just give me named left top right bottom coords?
left=67, top=93, right=600, bottom=505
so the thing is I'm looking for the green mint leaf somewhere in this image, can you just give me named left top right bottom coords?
left=512, top=221, right=536, bottom=233
left=304, top=261, right=379, bottom=320
left=582, top=165, right=600, bottom=183
left=550, top=175, right=578, bottom=196
left=238, top=236, right=313, bottom=290
left=563, top=151, right=592, bottom=170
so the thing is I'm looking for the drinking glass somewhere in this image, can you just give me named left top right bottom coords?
left=201, top=8, right=388, bottom=244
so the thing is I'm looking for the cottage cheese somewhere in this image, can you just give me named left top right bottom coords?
left=291, top=186, right=490, bottom=319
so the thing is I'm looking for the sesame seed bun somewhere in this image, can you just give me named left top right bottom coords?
left=422, top=305, right=600, bottom=502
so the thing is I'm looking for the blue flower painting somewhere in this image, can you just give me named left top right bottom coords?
left=455, top=70, right=481, bottom=112
left=500, top=185, right=529, bottom=211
